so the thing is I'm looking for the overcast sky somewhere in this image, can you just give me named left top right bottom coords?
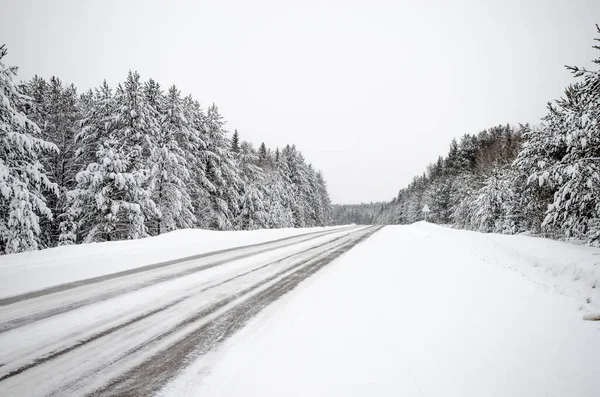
left=1, top=0, right=599, bottom=203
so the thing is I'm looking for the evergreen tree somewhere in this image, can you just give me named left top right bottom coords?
left=0, top=46, right=58, bottom=253
left=316, top=170, right=332, bottom=225
left=64, top=72, right=158, bottom=243
left=182, top=96, right=214, bottom=226
left=24, top=76, right=80, bottom=247
left=531, top=35, right=600, bottom=244
left=258, top=142, right=267, bottom=165
left=148, top=85, right=196, bottom=234
left=231, top=129, right=240, bottom=153
left=202, top=104, right=241, bottom=230
left=235, top=142, right=269, bottom=229
left=1, top=55, right=333, bottom=254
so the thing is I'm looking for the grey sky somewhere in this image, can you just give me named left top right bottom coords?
left=1, top=0, right=599, bottom=203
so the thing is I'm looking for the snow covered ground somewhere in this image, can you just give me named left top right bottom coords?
left=0, top=225, right=349, bottom=299
left=0, top=225, right=375, bottom=396
left=159, top=222, right=600, bottom=397
left=1, top=222, right=599, bottom=396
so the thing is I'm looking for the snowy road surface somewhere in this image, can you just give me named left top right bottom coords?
left=0, top=225, right=379, bottom=396
left=2, top=223, right=600, bottom=396
left=161, top=223, right=600, bottom=397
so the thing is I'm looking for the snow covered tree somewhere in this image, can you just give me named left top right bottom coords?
left=59, top=83, right=113, bottom=244
left=0, top=46, right=58, bottom=253
left=64, top=72, right=158, bottom=243
left=147, top=85, right=196, bottom=234
left=472, top=169, right=515, bottom=233
left=258, top=142, right=267, bottom=166
left=231, top=129, right=240, bottom=153
left=316, top=170, right=332, bottom=225
left=512, top=124, right=558, bottom=235
left=23, top=76, right=80, bottom=247
left=201, top=104, right=241, bottom=230
left=281, top=145, right=315, bottom=227
left=513, top=27, right=600, bottom=244
left=263, top=170, right=294, bottom=228
left=1, top=55, right=333, bottom=253
left=235, top=142, right=270, bottom=229
left=331, top=202, right=384, bottom=225
left=180, top=96, right=213, bottom=226
left=543, top=91, right=600, bottom=240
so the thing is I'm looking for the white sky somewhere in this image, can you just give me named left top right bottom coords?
left=1, top=0, right=599, bottom=203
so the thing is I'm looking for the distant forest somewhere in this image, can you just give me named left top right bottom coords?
left=0, top=45, right=331, bottom=254
left=331, top=203, right=386, bottom=225
left=333, top=26, right=600, bottom=246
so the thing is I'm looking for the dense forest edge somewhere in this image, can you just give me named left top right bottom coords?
left=333, top=26, right=600, bottom=247
left=0, top=46, right=331, bottom=254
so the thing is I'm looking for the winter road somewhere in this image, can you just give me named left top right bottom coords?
left=3, top=223, right=600, bottom=397
left=170, top=223, right=600, bottom=397
left=0, top=225, right=381, bottom=396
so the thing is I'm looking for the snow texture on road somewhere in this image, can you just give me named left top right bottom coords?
left=0, top=225, right=351, bottom=299
left=0, top=225, right=377, bottom=396
left=159, top=222, right=600, bottom=397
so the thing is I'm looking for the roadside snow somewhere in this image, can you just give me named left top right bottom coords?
left=159, top=223, right=600, bottom=397
left=0, top=226, right=346, bottom=299
left=426, top=222, right=600, bottom=316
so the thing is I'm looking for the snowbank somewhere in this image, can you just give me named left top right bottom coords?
left=0, top=226, right=346, bottom=299
left=416, top=222, right=600, bottom=316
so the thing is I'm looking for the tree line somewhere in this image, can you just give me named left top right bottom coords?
left=0, top=46, right=331, bottom=254
left=335, top=26, right=600, bottom=246
left=331, top=203, right=385, bottom=225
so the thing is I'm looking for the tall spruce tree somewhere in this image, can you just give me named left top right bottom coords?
left=0, top=46, right=58, bottom=253
left=24, top=76, right=80, bottom=247
left=231, top=129, right=240, bottom=153
left=148, top=85, right=196, bottom=234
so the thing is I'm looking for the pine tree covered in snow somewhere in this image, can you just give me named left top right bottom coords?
left=235, top=142, right=268, bottom=230
left=0, top=52, right=333, bottom=254
left=147, top=84, right=196, bottom=234
left=527, top=28, right=600, bottom=244
left=365, top=26, right=600, bottom=247
left=181, top=96, right=214, bottom=227
left=315, top=170, right=332, bottom=225
left=281, top=145, right=312, bottom=227
left=0, top=46, right=58, bottom=254
left=231, top=129, right=240, bottom=153
left=472, top=169, right=516, bottom=233
left=261, top=149, right=295, bottom=228
left=63, top=73, right=158, bottom=243
left=512, top=124, right=559, bottom=235
left=201, top=104, right=241, bottom=230
left=23, top=76, right=80, bottom=247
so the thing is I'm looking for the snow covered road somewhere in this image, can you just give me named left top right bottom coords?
left=2, top=222, right=600, bottom=397
left=0, top=225, right=380, bottom=396
left=159, top=223, right=600, bottom=397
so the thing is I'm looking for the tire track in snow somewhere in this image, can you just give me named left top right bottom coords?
left=0, top=227, right=380, bottom=397
left=89, top=226, right=383, bottom=397
left=0, top=226, right=357, bottom=334
left=0, top=230, right=358, bottom=383
left=0, top=226, right=356, bottom=307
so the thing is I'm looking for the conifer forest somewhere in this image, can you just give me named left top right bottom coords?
left=3, top=26, right=600, bottom=254
left=333, top=26, right=600, bottom=247
left=0, top=46, right=331, bottom=254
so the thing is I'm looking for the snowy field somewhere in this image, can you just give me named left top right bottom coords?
left=1, top=222, right=599, bottom=396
